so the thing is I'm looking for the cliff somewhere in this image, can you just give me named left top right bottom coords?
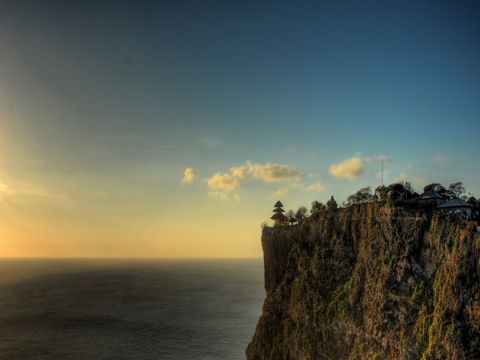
left=247, top=204, right=480, bottom=359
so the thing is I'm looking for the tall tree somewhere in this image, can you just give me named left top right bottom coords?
left=448, top=182, right=466, bottom=199
left=310, top=201, right=325, bottom=219
left=423, top=183, right=447, bottom=197
left=326, top=196, right=338, bottom=212
left=286, top=209, right=296, bottom=225
left=295, top=206, right=308, bottom=223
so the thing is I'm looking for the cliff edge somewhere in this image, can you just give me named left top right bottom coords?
left=247, top=204, right=480, bottom=359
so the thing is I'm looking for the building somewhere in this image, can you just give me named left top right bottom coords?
left=418, top=190, right=444, bottom=206
left=271, top=200, right=286, bottom=226
left=437, top=198, right=473, bottom=212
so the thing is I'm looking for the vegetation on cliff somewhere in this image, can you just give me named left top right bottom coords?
left=247, top=183, right=480, bottom=360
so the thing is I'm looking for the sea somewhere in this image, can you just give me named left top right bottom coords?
left=0, top=259, right=265, bottom=360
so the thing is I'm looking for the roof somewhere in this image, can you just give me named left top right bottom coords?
left=418, top=190, right=443, bottom=200
left=274, top=200, right=284, bottom=208
left=437, top=198, right=474, bottom=209
left=272, top=208, right=285, bottom=213
left=271, top=213, right=286, bottom=220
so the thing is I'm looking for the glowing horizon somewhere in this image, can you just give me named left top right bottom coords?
left=1, top=1, right=479, bottom=257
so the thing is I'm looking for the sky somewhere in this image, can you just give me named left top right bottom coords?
left=0, top=0, right=479, bottom=257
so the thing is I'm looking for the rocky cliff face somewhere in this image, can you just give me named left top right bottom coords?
left=247, top=204, right=480, bottom=359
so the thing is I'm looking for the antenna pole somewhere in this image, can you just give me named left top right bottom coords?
left=382, top=159, right=384, bottom=186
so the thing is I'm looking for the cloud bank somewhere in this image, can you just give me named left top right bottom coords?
left=208, top=191, right=240, bottom=201
left=394, top=173, right=407, bottom=182
left=248, top=162, right=301, bottom=183
left=306, top=182, right=326, bottom=192
left=329, top=156, right=365, bottom=180
left=0, top=180, right=14, bottom=201
left=0, top=181, right=9, bottom=193
left=207, top=172, right=240, bottom=191
left=204, top=161, right=302, bottom=201
left=275, top=187, right=289, bottom=198
left=230, top=161, right=301, bottom=183
left=377, top=154, right=394, bottom=163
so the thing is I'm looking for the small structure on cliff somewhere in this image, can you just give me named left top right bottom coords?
left=271, top=200, right=287, bottom=226
left=437, top=198, right=474, bottom=219
left=418, top=190, right=444, bottom=206
left=437, top=198, right=473, bottom=210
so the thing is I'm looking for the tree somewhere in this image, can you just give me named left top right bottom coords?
left=388, top=182, right=415, bottom=201
left=295, top=206, right=308, bottom=223
left=467, top=195, right=479, bottom=207
left=310, top=201, right=325, bottom=219
left=375, top=185, right=389, bottom=202
left=423, top=183, right=448, bottom=198
left=399, top=181, right=415, bottom=194
left=467, top=193, right=479, bottom=205
left=448, top=182, right=466, bottom=199
left=375, top=183, right=416, bottom=204
left=286, top=209, right=296, bottom=225
left=326, top=196, right=338, bottom=212
left=346, top=187, right=373, bottom=205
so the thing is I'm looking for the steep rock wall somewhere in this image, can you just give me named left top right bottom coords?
left=247, top=205, right=480, bottom=360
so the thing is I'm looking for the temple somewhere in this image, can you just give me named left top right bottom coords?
left=270, top=200, right=286, bottom=226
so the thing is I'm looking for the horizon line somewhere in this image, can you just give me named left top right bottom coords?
left=0, top=256, right=263, bottom=260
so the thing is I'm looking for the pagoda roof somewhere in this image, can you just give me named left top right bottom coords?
left=271, top=213, right=286, bottom=220
left=273, top=208, right=285, bottom=213
left=274, top=200, right=284, bottom=208
left=418, top=190, right=443, bottom=200
left=437, top=198, right=473, bottom=209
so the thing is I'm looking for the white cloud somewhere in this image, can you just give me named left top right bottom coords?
left=0, top=178, right=71, bottom=205
left=231, top=161, right=302, bottom=182
left=0, top=181, right=9, bottom=193
left=248, top=161, right=301, bottom=183
left=394, top=173, right=407, bottom=182
left=275, top=187, right=289, bottom=197
left=377, top=154, right=394, bottom=163
left=182, top=168, right=198, bottom=183
left=306, top=182, right=326, bottom=192
left=434, top=154, right=446, bottom=163
left=208, top=191, right=240, bottom=201
left=204, top=161, right=302, bottom=201
left=230, top=165, right=249, bottom=178
left=207, top=172, right=240, bottom=191
left=329, top=156, right=365, bottom=180
left=412, top=177, right=429, bottom=191
left=0, top=180, right=14, bottom=201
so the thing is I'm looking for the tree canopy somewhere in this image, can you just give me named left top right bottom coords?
left=326, top=196, right=338, bottom=212
left=345, top=187, right=373, bottom=206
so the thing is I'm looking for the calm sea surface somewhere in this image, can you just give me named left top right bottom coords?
left=0, top=259, right=265, bottom=360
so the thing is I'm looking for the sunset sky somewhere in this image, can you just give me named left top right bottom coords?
left=1, top=0, right=479, bottom=257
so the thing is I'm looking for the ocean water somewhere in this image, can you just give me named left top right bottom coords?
left=0, top=259, right=265, bottom=360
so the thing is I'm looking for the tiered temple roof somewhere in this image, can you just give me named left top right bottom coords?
left=437, top=198, right=473, bottom=209
left=418, top=190, right=443, bottom=200
left=271, top=200, right=286, bottom=225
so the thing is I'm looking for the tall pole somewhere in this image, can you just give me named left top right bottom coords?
left=382, top=159, right=384, bottom=187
